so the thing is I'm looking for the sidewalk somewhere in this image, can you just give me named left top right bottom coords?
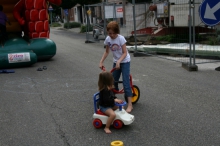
left=53, top=27, right=81, bottom=33
left=51, top=22, right=129, bottom=37
left=51, top=22, right=82, bottom=33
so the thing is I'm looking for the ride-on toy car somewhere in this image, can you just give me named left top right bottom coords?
left=92, top=92, right=135, bottom=129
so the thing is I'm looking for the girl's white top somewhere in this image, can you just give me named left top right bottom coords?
left=104, top=34, right=131, bottom=63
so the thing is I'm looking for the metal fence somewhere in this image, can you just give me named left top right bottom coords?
left=84, top=2, right=125, bottom=43
left=84, top=0, right=220, bottom=71
left=131, top=0, right=220, bottom=71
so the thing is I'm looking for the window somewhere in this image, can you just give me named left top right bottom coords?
left=75, top=8, right=77, bottom=14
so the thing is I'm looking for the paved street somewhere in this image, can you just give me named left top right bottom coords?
left=0, top=27, right=220, bottom=146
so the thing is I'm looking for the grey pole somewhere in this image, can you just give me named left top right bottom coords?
left=192, top=0, right=196, bottom=65
left=67, top=9, right=70, bottom=29
left=113, top=3, right=116, bottom=21
left=189, top=0, right=192, bottom=65
left=84, top=5, right=88, bottom=41
left=145, top=2, right=146, bottom=28
left=183, top=0, right=197, bottom=71
left=103, top=1, right=106, bottom=38
left=132, top=0, right=138, bottom=55
left=122, top=0, right=126, bottom=26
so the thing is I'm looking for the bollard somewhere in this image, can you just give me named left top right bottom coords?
left=111, top=140, right=124, bottom=146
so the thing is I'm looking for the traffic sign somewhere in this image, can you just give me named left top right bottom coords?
left=87, top=10, right=91, bottom=15
left=117, top=8, right=123, bottom=12
left=64, top=9, right=68, bottom=15
left=48, top=5, right=53, bottom=11
left=199, top=0, right=220, bottom=26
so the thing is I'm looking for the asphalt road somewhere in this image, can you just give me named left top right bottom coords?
left=0, top=27, right=220, bottom=146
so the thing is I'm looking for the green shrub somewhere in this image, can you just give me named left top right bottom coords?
left=217, top=35, right=220, bottom=42
left=155, top=34, right=203, bottom=43
left=207, top=36, right=220, bottom=45
left=204, top=29, right=220, bottom=45
left=80, top=25, right=93, bottom=33
left=64, top=22, right=81, bottom=29
left=156, top=35, right=175, bottom=43
left=50, top=22, right=62, bottom=27
left=216, top=29, right=220, bottom=35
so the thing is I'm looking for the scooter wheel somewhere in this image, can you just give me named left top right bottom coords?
left=124, top=85, right=140, bottom=104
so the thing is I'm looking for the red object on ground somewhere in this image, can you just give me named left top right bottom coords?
left=131, top=27, right=156, bottom=35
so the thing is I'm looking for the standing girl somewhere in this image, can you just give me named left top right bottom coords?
left=99, top=21, right=133, bottom=113
left=98, top=71, right=123, bottom=134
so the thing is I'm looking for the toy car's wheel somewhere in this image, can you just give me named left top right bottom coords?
left=93, top=119, right=103, bottom=128
left=124, top=85, right=140, bottom=104
left=113, top=120, right=123, bottom=129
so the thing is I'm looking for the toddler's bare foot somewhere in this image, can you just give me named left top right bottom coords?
left=104, top=128, right=112, bottom=134
left=126, top=106, right=133, bottom=113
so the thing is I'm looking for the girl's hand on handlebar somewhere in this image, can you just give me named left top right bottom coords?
left=115, top=61, right=120, bottom=70
left=99, top=62, right=103, bottom=68
left=115, top=99, right=123, bottom=104
left=99, top=63, right=105, bottom=71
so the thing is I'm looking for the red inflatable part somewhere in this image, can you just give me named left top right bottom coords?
left=13, top=0, right=62, bottom=39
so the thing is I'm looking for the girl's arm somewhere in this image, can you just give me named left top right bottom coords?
left=115, top=43, right=127, bottom=69
left=99, top=46, right=110, bottom=68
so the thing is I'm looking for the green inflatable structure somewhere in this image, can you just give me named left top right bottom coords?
left=0, top=49, right=37, bottom=69
left=0, top=38, right=56, bottom=69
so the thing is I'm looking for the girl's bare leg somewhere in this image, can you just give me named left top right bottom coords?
left=126, top=97, right=133, bottom=113
left=104, top=109, right=116, bottom=134
left=112, top=106, right=118, bottom=110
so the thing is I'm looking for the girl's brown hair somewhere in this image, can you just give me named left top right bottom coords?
left=98, top=71, right=114, bottom=91
left=107, top=21, right=120, bottom=34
